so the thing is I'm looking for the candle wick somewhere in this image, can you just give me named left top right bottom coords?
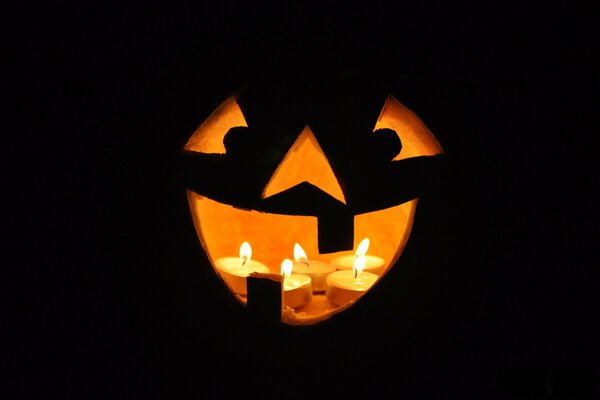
left=301, top=259, right=309, bottom=267
left=354, top=268, right=358, bottom=279
left=242, top=256, right=248, bottom=266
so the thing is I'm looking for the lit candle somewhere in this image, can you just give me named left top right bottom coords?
left=326, top=254, right=379, bottom=306
left=281, top=258, right=313, bottom=309
left=330, top=238, right=385, bottom=275
left=291, top=243, right=336, bottom=293
left=213, top=241, right=270, bottom=296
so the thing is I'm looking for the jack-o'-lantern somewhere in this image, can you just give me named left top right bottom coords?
left=182, top=73, right=443, bottom=325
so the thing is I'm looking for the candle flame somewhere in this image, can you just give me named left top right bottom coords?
left=355, top=237, right=370, bottom=257
left=281, top=258, right=293, bottom=278
left=239, top=241, right=252, bottom=265
left=353, top=255, right=366, bottom=279
left=293, top=242, right=308, bottom=262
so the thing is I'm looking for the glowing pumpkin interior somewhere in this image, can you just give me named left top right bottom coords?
left=184, top=94, right=443, bottom=325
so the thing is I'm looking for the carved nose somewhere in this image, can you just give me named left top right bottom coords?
left=261, top=125, right=347, bottom=205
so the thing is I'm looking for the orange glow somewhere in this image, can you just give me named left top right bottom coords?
left=184, top=96, right=247, bottom=154
left=262, top=126, right=347, bottom=204
left=374, top=95, right=443, bottom=161
left=187, top=191, right=417, bottom=324
left=188, top=191, right=416, bottom=274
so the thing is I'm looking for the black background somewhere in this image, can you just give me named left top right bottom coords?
left=5, top=2, right=597, bottom=399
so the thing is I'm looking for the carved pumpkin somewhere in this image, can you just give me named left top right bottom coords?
left=182, top=74, right=444, bottom=325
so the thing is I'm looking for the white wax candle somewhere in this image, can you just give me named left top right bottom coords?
left=292, top=243, right=335, bottom=292
left=330, top=238, right=385, bottom=275
left=214, top=257, right=270, bottom=296
left=325, top=270, right=379, bottom=306
left=330, top=254, right=385, bottom=275
left=213, top=242, right=269, bottom=296
left=281, top=259, right=312, bottom=309
left=292, top=260, right=335, bottom=292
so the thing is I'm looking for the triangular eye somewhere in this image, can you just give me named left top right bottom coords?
left=374, top=95, right=444, bottom=160
left=184, top=97, right=247, bottom=154
left=262, top=126, right=347, bottom=204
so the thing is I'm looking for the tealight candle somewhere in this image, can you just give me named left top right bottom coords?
left=326, top=254, right=379, bottom=306
left=330, top=237, right=385, bottom=275
left=281, top=259, right=312, bottom=309
left=291, top=243, right=336, bottom=292
left=213, top=241, right=270, bottom=296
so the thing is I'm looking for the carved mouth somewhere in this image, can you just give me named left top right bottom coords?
left=187, top=191, right=417, bottom=324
